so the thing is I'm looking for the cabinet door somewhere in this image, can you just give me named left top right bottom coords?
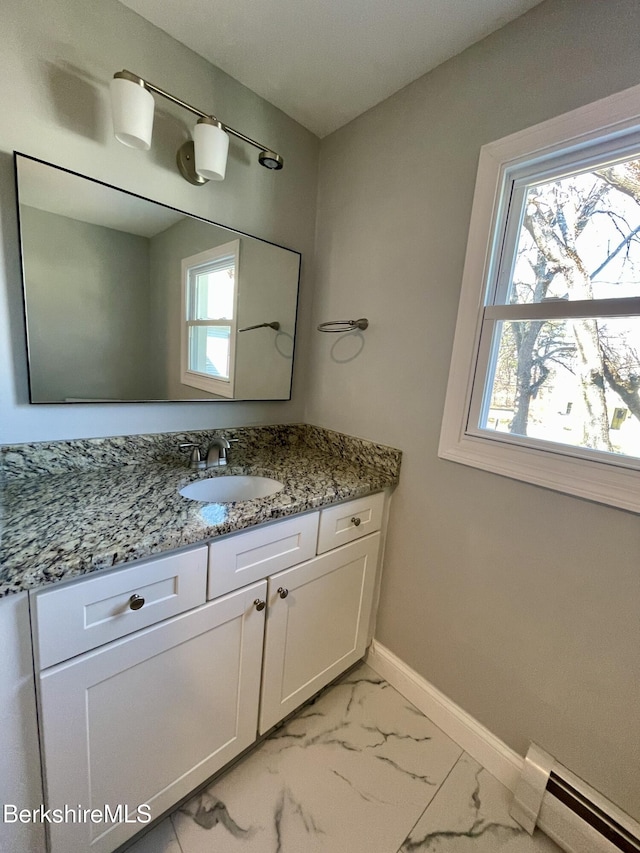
left=259, top=533, right=380, bottom=734
left=38, top=581, right=266, bottom=853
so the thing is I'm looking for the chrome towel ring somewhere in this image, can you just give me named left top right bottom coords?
left=317, top=318, right=368, bottom=333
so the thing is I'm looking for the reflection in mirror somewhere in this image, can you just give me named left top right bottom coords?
left=14, top=153, right=300, bottom=403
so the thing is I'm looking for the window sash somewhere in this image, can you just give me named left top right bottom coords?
left=486, top=135, right=640, bottom=308
left=186, top=257, right=235, bottom=321
left=466, top=314, right=640, bottom=472
left=187, top=325, right=232, bottom=381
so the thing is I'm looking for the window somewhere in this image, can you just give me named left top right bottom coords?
left=181, top=240, right=240, bottom=398
left=440, top=84, right=640, bottom=513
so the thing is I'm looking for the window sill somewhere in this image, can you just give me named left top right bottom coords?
left=438, top=430, right=640, bottom=514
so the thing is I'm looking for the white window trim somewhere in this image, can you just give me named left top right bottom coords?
left=180, top=240, right=240, bottom=399
left=439, top=82, right=640, bottom=514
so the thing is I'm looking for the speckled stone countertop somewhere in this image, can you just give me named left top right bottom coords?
left=0, top=424, right=401, bottom=598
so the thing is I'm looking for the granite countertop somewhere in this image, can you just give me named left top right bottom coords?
left=0, top=425, right=401, bottom=598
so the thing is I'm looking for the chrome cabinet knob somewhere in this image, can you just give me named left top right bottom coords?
left=254, top=599, right=266, bottom=611
left=129, top=594, right=145, bottom=611
left=351, top=516, right=362, bottom=527
left=277, top=587, right=289, bottom=599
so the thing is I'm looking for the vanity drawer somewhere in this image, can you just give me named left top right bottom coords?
left=32, top=547, right=208, bottom=670
left=208, top=512, right=319, bottom=599
left=317, top=492, right=385, bottom=554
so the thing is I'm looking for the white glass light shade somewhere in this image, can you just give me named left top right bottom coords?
left=193, top=121, right=229, bottom=181
left=109, top=77, right=155, bottom=150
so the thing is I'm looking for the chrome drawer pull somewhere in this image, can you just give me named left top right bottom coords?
left=129, top=594, right=145, bottom=611
left=351, top=516, right=362, bottom=527
left=277, top=587, right=289, bottom=599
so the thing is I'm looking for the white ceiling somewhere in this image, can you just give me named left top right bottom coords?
left=118, top=0, right=544, bottom=138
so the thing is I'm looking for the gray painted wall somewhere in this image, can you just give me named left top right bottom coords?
left=309, top=0, right=640, bottom=822
left=21, top=206, right=153, bottom=401
left=0, top=0, right=319, bottom=443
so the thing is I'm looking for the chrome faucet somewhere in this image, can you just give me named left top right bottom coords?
left=180, top=437, right=237, bottom=469
left=206, top=437, right=234, bottom=468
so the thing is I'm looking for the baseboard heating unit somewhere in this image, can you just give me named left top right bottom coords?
left=510, top=744, right=640, bottom=853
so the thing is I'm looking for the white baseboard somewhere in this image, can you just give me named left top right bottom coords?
left=366, top=639, right=523, bottom=793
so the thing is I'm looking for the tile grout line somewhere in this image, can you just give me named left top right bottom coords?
left=392, top=750, right=468, bottom=853
left=169, top=813, right=186, bottom=853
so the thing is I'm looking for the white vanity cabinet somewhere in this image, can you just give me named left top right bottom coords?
left=207, top=494, right=384, bottom=733
left=259, top=532, right=380, bottom=732
left=34, top=550, right=266, bottom=853
left=31, top=491, right=386, bottom=853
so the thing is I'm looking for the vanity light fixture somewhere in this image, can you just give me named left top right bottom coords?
left=109, top=70, right=284, bottom=185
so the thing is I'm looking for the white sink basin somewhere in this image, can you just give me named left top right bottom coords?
left=180, top=475, right=284, bottom=503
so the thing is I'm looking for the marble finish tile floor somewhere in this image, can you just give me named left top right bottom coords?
left=124, top=664, right=561, bottom=853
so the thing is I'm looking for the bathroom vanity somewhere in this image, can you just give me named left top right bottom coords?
left=0, top=425, right=401, bottom=853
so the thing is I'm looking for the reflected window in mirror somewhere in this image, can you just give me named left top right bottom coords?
left=181, top=240, right=240, bottom=399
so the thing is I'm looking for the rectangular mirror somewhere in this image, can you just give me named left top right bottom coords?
left=14, top=153, right=300, bottom=403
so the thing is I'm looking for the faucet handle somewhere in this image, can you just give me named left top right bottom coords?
left=179, top=443, right=205, bottom=470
